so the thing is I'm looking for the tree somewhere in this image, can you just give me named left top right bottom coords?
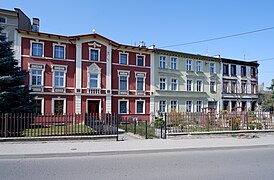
left=260, top=79, right=274, bottom=112
left=0, top=26, right=35, bottom=113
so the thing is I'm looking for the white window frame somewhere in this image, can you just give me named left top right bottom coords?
left=119, top=52, right=129, bottom=65
left=34, top=97, right=44, bottom=115
left=52, top=65, right=67, bottom=88
left=186, top=59, right=192, bottom=71
left=52, top=97, right=66, bottom=115
left=30, top=40, right=44, bottom=57
left=118, top=99, right=129, bottom=114
left=186, top=101, right=193, bottom=112
left=135, top=72, right=146, bottom=91
left=187, top=79, right=193, bottom=91
left=170, top=57, right=177, bottom=70
left=196, top=100, right=202, bottom=113
left=118, top=70, right=130, bottom=91
left=159, top=100, right=167, bottom=112
left=210, top=63, right=216, bottom=74
left=53, top=43, right=66, bottom=59
left=136, top=54, right=145, bottom=66
left=159, top=77, right=166, bottom=90
left=28, top=63, right=45, bottom=87
left=196, top=80, right=203, bottom=92
left=210, top=80, right=216, bottom=93
left=196, top=61, right=202, bottom=72
left=170, top=100, right=178, bottom=112
left=170, top=78, right=178, bottom=91
left=89, top=47, right=100, bottom=61
left=136, top=100, right=145, bottom=114
left=87, top=64, right=101, bottom=89
left=159, top=56, right=166, bottom=68
left=0, top=30, right=8, bottom=42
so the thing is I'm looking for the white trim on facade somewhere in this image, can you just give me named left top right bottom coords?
left=30, top=40, right=45, bottom=57
left=135, top=99, right=145, bottom=114
left=52, top=97, right=66, bottom=115
left=118, top=99, right=129, bottom=114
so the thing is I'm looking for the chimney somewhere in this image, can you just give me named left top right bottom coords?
left=32, top=18, right=40, bottom=32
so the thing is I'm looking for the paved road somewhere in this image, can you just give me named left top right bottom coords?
left=1, top=147, right=274, bottom=180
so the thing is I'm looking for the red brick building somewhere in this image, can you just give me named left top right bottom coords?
left=15, top=30, right=154, bottom=121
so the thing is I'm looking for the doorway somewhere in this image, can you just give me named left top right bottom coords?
left=87, top=100, right=100, bottom=115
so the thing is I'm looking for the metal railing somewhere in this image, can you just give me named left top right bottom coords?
left=165, top=111, right=274, bottom=134
left=0, top=113, right=119, bottom=138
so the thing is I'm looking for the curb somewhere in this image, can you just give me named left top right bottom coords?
left=1, top=144, right=274, bottom=160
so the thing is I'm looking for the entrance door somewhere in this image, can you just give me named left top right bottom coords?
left=87, top=100, right=100, bottom=115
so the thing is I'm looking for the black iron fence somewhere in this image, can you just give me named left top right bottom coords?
left=165, top=111, right=274, bottom=134
left=0, top=113, right=119, bottom=138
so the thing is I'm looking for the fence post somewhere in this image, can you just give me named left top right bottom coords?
left=164, top=113, right=167, bottom=139
left=246, top=111, right=249, bottom=130
left=134, top=120, right=136, bottom=134
left=116, top=115, right=119, bottom=141
left=145, top=120, right=148, bottom=139
left=125, top=117, right=128, bottom=132
left=4, top=113, right=8, bottom=137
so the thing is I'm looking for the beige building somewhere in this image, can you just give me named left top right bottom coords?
left=152, top=49, right=222, bottom=115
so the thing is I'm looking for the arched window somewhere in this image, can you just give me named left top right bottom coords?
left=87, top=63, right=101, bottom=89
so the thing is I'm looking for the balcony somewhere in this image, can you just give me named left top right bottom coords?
left=87, top=88, right=101, bottom=94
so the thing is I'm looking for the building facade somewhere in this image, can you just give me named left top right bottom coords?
left=15, top=30, right=153, bottom=121
left=152, top=49, right=222, bottom=115
left=221, top=59, right=259, bottom=111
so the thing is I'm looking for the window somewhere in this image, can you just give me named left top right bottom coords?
left=136, top=100, right=144, bottom=114
left=223, top=64, right=229, bottom=75
left=90, top=49, right=99, bottom=61
left=186, top=59, right=192, bottom=71
left=210, top=63, right=215, bottom=74
left=223, top=82, right=229, bottom=93
left=31, top=69, right=42, bottom=86
left=32, top=42, right=43, bottom=57
left=231, top=65, right=236, bottom=76
left=210, top=81, right=216, bottom=93
left=0, top=33, right=7, bottom=42
left=119, top=76, right=128, bottom=90
left=241, top=81, right=247, bottom=94
left=241, top=66, right=246, bottom=77
left=159, top=100, right=166, bottom=112
left=120, top=53, right=128, bottom=65
left=186, top=101, right=192, bottom=112
left=34, top=99, right=42, bottom=114
left=0, top=17, right=6, bottom=23
left=137, top=77, right=144, bottom=91
left=89, top=74, right=99, bottom=88
left=170, top=100, right=177, bottom=111
left=196, top=101, right=202, bottom=112
left=137, top=55, right=144, bottom=66
left=119, top=100, right=128, bottom=114
left=196, top=80, right=202, bottom=92
left=251, top=67, right=256, bottom=77
left=196, top=61, right=202, bottom=72
left=54, top=71, right=65, bottom=87
left=251, top=83, right=256, bottom=94
left=159, top=56, right=166, bottom=68
left=160, top=78, right=166, bottom=90
left=53, top=99, right=64, bottom=115
left=187, top=80, right=192, bottom=91
left=171, top=78, right=177, bottom=91
left=54, top=45, right=65, bottom=59
left=171, top=57, right=177, bottom=70
left=231, top=81, right=236, bottom=93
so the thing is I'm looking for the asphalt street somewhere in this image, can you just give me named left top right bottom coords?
left=1, top=147, right=274, bottom=180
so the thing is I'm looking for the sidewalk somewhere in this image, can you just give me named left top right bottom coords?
left=1, top=133, right=274, bottom=159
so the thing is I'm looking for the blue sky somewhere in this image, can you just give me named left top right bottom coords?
left=2, top=0, right=274, bottom=87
